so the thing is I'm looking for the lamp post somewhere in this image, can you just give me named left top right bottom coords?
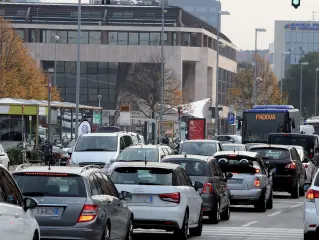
left=47, top=68, right=54, bottom=143
left=97, top=95, right=102, bottom=108
left=214, top=10, right=230, bottom=135
left=53, top=35, right=59, bottom=86
left=300, top=62, right=309, bottom=116
left=75, top=0, right=81, bottom=140
left=280, top=51, right=290, bottom=102
left=253, top=28, right=266, bottom=105
left=315, top=68, right=319, bottom=116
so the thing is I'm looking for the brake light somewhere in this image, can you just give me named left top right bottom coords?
left=254, top=177, right=260, bottom=187
left=306, top=189, right=319, bottom=202
left=202, top=183, right=213, bottom=193
left=159, top=193, right=180, bottom=203
left=285, top=162, right=296, bottom=169
left=228, top=154, right=237, bottom=157
left=78, top=205, right=98, bottom=222
left=23, top=172, right=68, bottom=176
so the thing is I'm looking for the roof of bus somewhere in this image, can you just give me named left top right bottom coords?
left=243, top=109, right=298, bottom=113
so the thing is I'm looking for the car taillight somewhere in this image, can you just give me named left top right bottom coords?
left=159, top=193, right=180, bottom=203
left=285, top=162, right=296, bottom=169
left=78, top=205, right=98, bottom=222
left=306, top=189, right=319, bottom=202
left=202, top=183, right=213, bottom=193
left=253, top=177, right=260, bottom=187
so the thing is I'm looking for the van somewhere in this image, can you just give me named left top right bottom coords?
left=69, top=132, right=133, bottom=167
left=300, top=125, right=315, bottom=135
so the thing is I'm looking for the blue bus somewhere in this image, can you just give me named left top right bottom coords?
left=241, top=105, right=300, bottom=144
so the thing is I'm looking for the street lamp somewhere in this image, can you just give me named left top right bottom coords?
left=47, top=68, right=54, bottom=142
left=253, top=28, right=266, bottom=105
left=159, top=0, right=165, bottom=142
left=300, top=62, right=309, bottom=116
left=214, top=10, right=230, bottom=135
left=53, top=35, right=59, bottom=86
left=97, top=95, right=102, bottom=108
left=315, top=68, right=319, bottom=115
left=280, top=51, right=290, bottom=102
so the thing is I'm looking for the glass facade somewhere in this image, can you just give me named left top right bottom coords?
left=218, top=68, right=236, bottom=106
left=42, top=61, right=118, bottom=109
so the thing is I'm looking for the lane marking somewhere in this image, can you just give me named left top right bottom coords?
left=240, top=221, right=259, bottom=227
left=268, top=211, right=281, bottom=217
left=290, top=203, right=303, bottom=208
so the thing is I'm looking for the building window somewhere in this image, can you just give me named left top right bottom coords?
left=150, top=32, right=160, bottom=45
left=89, top=31, right=101, bottom=44
left=108, top=32, right=117, bottom=44
left=68, top=31, right=77, bottom=44
left=128, top=32, right=138, bottom=45
left=118, top=32, right=128, bottom=45
left=58, top=31, right=68, bottom=44
left=139, top=32, right=149, bottom=45
left=182, top=33, right=190, bottom=46
left=29, top=29, right=36, bottom=42
left=15, top=29, right=24, bottom=41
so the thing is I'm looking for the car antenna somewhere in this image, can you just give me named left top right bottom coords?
left=144, top=150, right=147, bottom=166
left=184, top=154, right=187, bottom=158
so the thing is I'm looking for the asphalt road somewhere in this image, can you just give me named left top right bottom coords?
left=134, top=192, right=304, bottom=240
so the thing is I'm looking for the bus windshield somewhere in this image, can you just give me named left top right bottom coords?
left=242, top=112, right=286, bottom=143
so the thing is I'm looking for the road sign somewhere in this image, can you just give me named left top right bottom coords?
left=229, top=105, right=234, bottom=113
left=228, top=113, right=235, bottom=125
left=120, top=105, right=130, bottom=112
left=93, top=113, right=101, bottom=124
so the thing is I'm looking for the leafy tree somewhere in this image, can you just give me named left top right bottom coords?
left=283, top=52, right=319, bottom=118
left=228, top=54, right=287, bottom=109
left=0, top=18, right=60, bottom=100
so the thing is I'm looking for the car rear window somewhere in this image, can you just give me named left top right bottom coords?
left=269, top=136, right=311, bottom=151
left=117, top=148, right=159, bottom=162
left=181, top=142, right=217, bottom=156
left=222, top=145, right=246, bottom=151
left=215, top=156, right=260, bottom=174
left=111, top=167, right=172, bottom=185
left=163, top=159, right=208, bottom=176
left=249, top=148, right=290, bottom=160
left=12, top=173, right=87, bottom=197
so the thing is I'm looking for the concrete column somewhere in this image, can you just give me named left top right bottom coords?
left=176, top=32, right=181, bottom=46
left=102, top=30, right=107, bottom=44
left=196, top=33, right=203, bottom=47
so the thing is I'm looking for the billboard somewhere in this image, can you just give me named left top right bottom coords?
left=187, top=118, right=206, bottom=140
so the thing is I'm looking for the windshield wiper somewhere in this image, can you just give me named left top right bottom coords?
left=22, top=192, right=45, bottom=196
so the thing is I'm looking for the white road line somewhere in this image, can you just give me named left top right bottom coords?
left=240, top=221, right=259, bottom=227
left=268, top=211, right=282, bottom=217
left=290, top=203, right=303, bottom=208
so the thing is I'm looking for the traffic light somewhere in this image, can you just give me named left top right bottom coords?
left=292, top=0, right=300, bottom=9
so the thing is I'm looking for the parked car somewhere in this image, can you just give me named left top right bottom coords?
left=214, top=151, right=273, bottom=212
left=12, top=165, right=133, bottom=240
left=162, top=154, right=231, bottom=224
left=214, top=135, right=242, bottom=144
left=0, top=143, right=10, bottom=169
left=180, top=140, right=223, bottom=156
left=293, top=145, right=317, bottom=183
left=303, top=174, right=319, bottom=239
left=110, top=162, right=204, bottom=240
left=249, top=144, right=306, bottom=198
left=69, top=132, right=134, bottom=167
left=221, top=143, right=246, bottom=152
left=0, top=164, right=40, bottom=240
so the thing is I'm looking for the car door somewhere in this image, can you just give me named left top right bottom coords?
left=257, top=158, right=271, bottom=200
left=211, top=160, right=228, bottom=210
left=291, top=148, right=305, bottom=185
left=92, top=173, right=120, bottom=240
left=0, top=168, right=32, bottom=239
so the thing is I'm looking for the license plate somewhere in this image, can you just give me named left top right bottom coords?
left=34, top=207, right=59, bottom=217
left=228, top=179, right=243, bottom=184
left=132, top=195, right=153, bottom=203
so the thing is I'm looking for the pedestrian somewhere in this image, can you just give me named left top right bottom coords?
left=162, top=134, right=169, bottom=145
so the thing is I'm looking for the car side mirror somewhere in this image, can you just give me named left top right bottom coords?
left=194, top=181, right=203, bottom=191
left=120, top=191, right=131, bottom=200
left=226, top=172, right=233, bottom=179
left=110, top=159, right=116, bottom=163
left=303, top=183, right=311, bottom=192
left=23, top=197, right=38, bottom=212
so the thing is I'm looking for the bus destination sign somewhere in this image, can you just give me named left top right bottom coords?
left=256, top=114, right=276, bottom=120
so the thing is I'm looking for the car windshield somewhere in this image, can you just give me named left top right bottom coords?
left=249, top=148, right=290, bottom=160
left=111, top=167, right=173, bottom=185
left=75, top=136, right=117, bottom=151
left=163, top=159, right=208, bottom=176
left=222, top=145, right=246, bottom=151
left=181, top=142, right=217, bottom=156
left=117, top=148, right=159, bottom=162
left=12, top=174, right=86, bottom=197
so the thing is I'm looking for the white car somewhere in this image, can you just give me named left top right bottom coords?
left=293, top=145, right=317, bottom=183
left=0, top=164, right=40, bottom=240
left=0, top=144, right=10, bottom=169
left=110, top=162, right=203, bottom=240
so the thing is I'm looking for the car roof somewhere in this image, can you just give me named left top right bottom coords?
left=184, top=140, right=220, bottom=143
left=127, top=145, right=167, bottom=149
left=222, top=143, right=245, bottom=146
left=162, top=154, right=210, bottom=161
left=79, top=132, right=128, bottom=137
left=112, top=162, right=180, bottom=170
left=268, top=133, right=314, bottom=137
left=214, top=151, right=259, bottom=158
left=248, top=144, right=294, bottom=150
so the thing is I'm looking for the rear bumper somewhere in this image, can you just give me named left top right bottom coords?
left=273, top=174, right=297, bottom=191
left=201, top=193, right=217, bottom=213
left=229, top=189, right=262, bottom=205
left=39, top=225, right=102, bottom=240
left=304, top=201, right=319, bottom=234
left=128, top=205, right=185, bottom=229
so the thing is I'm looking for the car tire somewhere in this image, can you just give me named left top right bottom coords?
left=189, top=209, right=203, bottom=236
left=33, top=232, right=39, bottom=240
left=291, top=179, right=300, bottom=199
left=255, top=192, right=267, bottom=212
left=299, top=184, right=305, bottom=197
left=174, top=211, right=188, bottom=240
left=102, top=221, right=111, bottom=240
left=304, top=232, right=316, bottom=240
left=125, top=217, right=134, bottom=240
left=220, top=201, right=230, bottom=221
left=208, top=199, right=219, bottom=224
left=266, top=190, right=273, bottom=210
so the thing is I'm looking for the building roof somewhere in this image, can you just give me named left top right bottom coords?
left=0, top=2, right=232, bottom=43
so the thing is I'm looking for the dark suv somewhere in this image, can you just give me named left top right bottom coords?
left=162, top=154, right=231, bottom=224
left=249, top=144, right=306, bottom=198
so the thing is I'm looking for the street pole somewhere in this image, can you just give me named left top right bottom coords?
left=48, top=80, right=52, bottom=143
left=253, top=30, right=257, bottom=106
left=159, top=0, right=164, bottom=143
left=75, top=0, right=81, bottom=140
left=214, top=13, right=221, bottom=136
left=316, top=68, right=319, bottom=116
left=300, top=64, right=303, bottom=117
left=97, top=95, right=102, bottom=108
left=280, top=53, right=283, bottom=103
left=53, top=35, right=59, bottom=86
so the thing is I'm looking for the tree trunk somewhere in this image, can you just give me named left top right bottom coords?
left=151, top=111, right=156, bottom=144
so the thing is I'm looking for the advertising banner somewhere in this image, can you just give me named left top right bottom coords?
left=187, top=118, right=206, bottom=140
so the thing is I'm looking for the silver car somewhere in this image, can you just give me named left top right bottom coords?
left=12, top=165, right=133, bottom=240
left=213, top=151, right=273, bottom=212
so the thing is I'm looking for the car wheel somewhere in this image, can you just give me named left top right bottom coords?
left=291, top=179, right=300, bottom=199
left=189, top=208, right=202, bottom=236
left=304, top=232, right=315, bottom=240
left=33, top=232, right=39, bottom=240
left=125, top=217, right=134, bottom=240
left=220, top=200, right=230, bottom=220
left=208, top=199, right=219, bottom=224
left=266, top=190, right=273, bottom=210
left=102, top=221, right=111, bottom=240
left=255, top=192, right=267, bottom=212
left=299, top=183, right=305, bottom=197
left=174, top=211, right=188, bottom=240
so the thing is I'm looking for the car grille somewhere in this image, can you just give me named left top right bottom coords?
left=78, top=162, right=105, bottom=168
